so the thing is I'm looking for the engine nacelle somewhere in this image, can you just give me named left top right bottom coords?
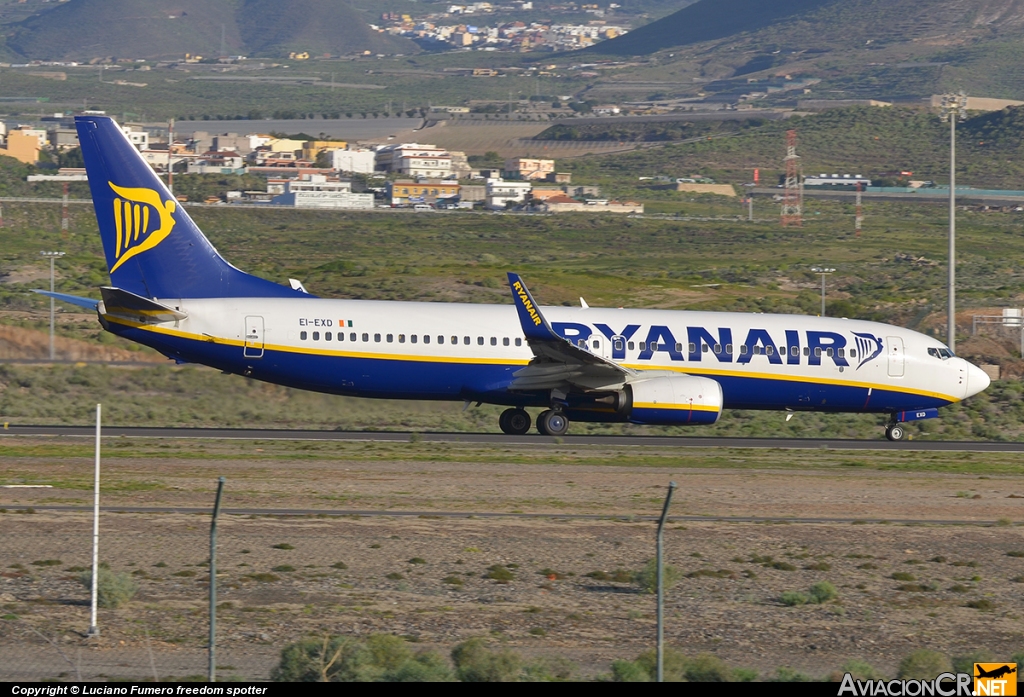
left=626, top=374, right=723, bottom=426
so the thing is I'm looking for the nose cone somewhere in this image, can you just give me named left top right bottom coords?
left=965, top=361, right=991, bottom=398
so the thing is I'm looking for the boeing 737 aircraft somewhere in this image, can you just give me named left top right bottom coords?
left=40, top=116, right=991, bottom=441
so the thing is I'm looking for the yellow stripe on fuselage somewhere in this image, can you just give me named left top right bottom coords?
left=633, top=402, right=721, bottom=412
left=105, top=316, right=959, bottom=403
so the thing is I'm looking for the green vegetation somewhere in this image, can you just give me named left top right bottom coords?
left=610, top=647, right=756, bottom=682
left=634, top=558, right=681, bottom=593
left=780, top=580, right=838, bottom=606
left=77, top=567, right=138, bottom=608
left=272, top=634, right=454, bottom=682
left=484, top=565, right=514, bottom=583
left=898, top=650, right=953, bottom=679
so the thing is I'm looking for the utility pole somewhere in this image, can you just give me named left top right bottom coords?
left=656, top=481, right=677, bottom=683
left=167, top=118, right=175, bottom=196
left=811, top=266, right=835, bottom=317
left=40, top=251, right=65, bottom=360
left=61, top=182, right=69, bottom=235
left=940, top=92, right=968, bottom=353
left=855, top=181, right=863, bottom=236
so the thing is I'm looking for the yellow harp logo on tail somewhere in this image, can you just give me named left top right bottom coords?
left=108, top=182, right=176, bottom=272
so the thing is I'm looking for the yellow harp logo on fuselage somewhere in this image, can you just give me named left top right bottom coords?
left=109, top=182, right=177, bottom=273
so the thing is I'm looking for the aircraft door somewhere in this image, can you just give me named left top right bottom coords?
left=886, top=336, right=904, bottom=377
left=244, top=316, right=265, bottom=358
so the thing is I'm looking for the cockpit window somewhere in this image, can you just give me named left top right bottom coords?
left=928, top=347, right=954, bottom=359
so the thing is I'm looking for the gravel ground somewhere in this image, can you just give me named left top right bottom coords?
left=1, top=442, right=1023, bottom=681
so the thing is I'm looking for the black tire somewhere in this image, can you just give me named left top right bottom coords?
left=886, top=425, right=905, bottom=441
left=500, top=408, right=530, bottom=435
left=537, top=409, right=569, bottom=436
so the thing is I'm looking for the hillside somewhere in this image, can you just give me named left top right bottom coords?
left=3, top=0, right=418, bottom=61
left=581, top=0, right=1024, bottom=101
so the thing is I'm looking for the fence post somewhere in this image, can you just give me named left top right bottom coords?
left=209, top=477, right=225, bottom=683
left=87, top=404, right=101, bottom=638
left=656, top=480, right=677, bottom=683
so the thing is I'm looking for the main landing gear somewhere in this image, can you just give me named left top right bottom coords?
left=498, top=408, right=532, bottom=435
left=499, top=408, right=570, bottom=436
left=885, top=423, right=906, bottom=442
left=536, top=409, right=569, bottom=436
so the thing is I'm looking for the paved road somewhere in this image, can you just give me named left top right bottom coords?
left=14, top=504, right=1006, bottom=527
left=3, top=425, right=1024, bottom=452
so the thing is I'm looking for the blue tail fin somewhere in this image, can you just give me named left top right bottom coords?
left=75, top=116, right=300, bottom=299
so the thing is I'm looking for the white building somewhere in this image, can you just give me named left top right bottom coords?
left=376, top=143, right=453, bottom=178
left=331, top=149, right=377, bottom=174
left=120, top=126, right=149, bottom=151
left=486, top=178, right=532, bottom=209
left=270, top=174, right=374, bottom=209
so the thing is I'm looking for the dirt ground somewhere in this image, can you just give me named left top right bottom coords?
left=1, top=438, right=1022, bottom=681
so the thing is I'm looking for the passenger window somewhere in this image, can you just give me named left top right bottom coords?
left=826, top=347, right=834, bottom=357
left=312, top=331, right=320, bottom=341
left=703, top=344, right=709, bottom=353
left=325, top=332, right=332, bottom=341
left=515, top=338, right=522, bottom=347
left=837, top=348, right=844, bottom=358
left=374, top=333, right=381, bottom=342
left=436, top=336, right=443, bottom=344
left=790, top=346, right=798, bottom=356
left=300, top=331, right=308, bottom=340
left=411, top=335, right=418, bottom=344
left=614, top=340, right=623, bottom=351
left=753, top=345, right=761, bottom=355
left=338, top=332, right=344, bottom=342
left=503, top=337, right=510, bottom=346
left=714, top=344, right=721, bottom=354
left=740, top=345, right=748, bottom=355
left=387, top=334, right=394, bottom=343
left=814, top=347, right=821, bottom=357
left=362, top=333, right=368, bottom=342
left=491, top=337, right=497, bottom=346
left=803, top=346, right=810, bottom=356
left=849, top=349, right=856, bottom=357
left=628, top=342, right=635, bottom=351
left=688, top=343, right=696, bottom=354
left=675, top=342, right=683, bottom=352
left=778, top=346, right=784, bottom=355
left=477, top=337, right=484, bottom=345
left=592, top=340, right=599, bottom=349
left=464, top=336, right=470, bottom=345
left=577, top=339, right=586, bottom=348
left=398, top=334, right=405, bottom=343
left=765, top=345, right=773, bottom=356
left=351, top=333, right=357, bottom=341
left=725, top=344, right=733, bottom=354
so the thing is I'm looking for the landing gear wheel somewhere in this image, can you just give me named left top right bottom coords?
left=885, top=424, right=905, bottom=442
left=499, top=408, right=531, bottom=435
left=536, top=409, right=569, bottom=436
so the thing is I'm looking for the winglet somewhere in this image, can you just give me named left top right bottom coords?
left=507, top=272, right=559, bottom=341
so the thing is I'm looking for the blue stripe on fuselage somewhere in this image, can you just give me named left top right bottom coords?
left=113, top=323, right=952, bottom=414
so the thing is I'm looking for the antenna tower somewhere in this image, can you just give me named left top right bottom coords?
left=781, top=129, right=802, bottom=227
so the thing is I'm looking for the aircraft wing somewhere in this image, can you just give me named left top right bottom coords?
left=506, top=272, right=633, bottom=392
left=31, top=290, right=100, bottom=311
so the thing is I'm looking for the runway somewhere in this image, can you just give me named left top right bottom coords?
left=3, top=424, right=1024, bottom=452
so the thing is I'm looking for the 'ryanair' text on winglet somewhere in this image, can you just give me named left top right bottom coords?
left=507, top=272, right=558, bottom=342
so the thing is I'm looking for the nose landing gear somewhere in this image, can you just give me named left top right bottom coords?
left=885, top=423, right=905, bottom=441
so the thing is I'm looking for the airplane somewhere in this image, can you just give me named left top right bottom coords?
left=38, top=116, right=991, bottom=441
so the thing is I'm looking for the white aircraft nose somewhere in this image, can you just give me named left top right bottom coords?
left=964, top=361, right=991, bottom=398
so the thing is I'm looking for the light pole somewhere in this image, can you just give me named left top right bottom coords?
left=40, top=251, right=65, bottom=360
left=811, top=266, right=835, bottom=317
left=940, top=92, right=968, bottom=353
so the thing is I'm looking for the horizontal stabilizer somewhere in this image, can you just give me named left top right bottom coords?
left=31, top=290, right=100, bottom=311
left=100, top=286, right=187, bottom=324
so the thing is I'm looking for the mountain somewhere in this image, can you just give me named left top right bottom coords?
left=3, top=0, right=417, bottom=61
left=579, top=0, right=1024, bottom=101
left=588, top=0, right=1024, bottom=56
